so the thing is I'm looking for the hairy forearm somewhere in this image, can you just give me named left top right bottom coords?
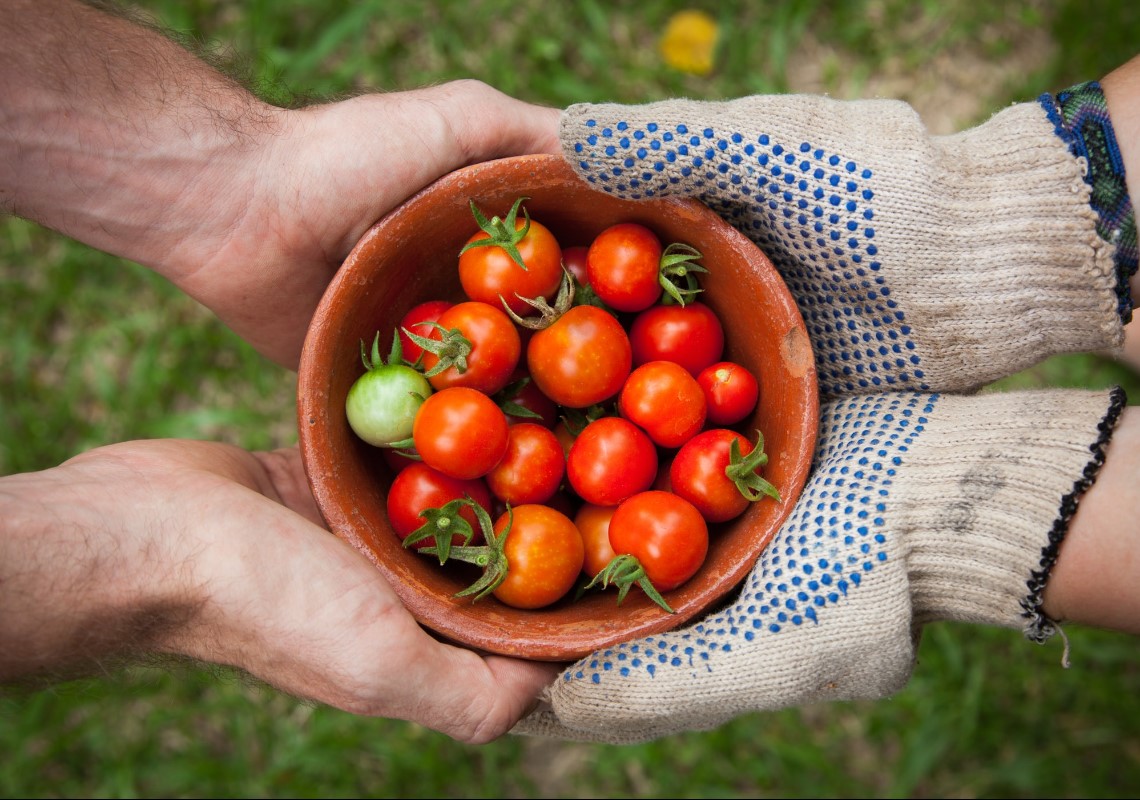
left=0, top=0, right=282, bottom=277
left=0, top=459, right=200, bottom=683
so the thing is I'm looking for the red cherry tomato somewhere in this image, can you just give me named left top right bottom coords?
left=553, top=419, right=577, bottom=460
left=385, top=462, right=492, bottom=547
left=459, top=210, right=563, bottom=317
left=491, top=504, right=584, bottom=609
left=618, top=360, right=707, bottom=448
left=485, top=422, right=565, bottom=506
left=420, top=301, right=521, bottom=396
left=629, top=301, right=725, bottom=376
left=561, top=245, right=590, bottom=287
left=670, top=428, right=759, bottom=523
left=527, top=305, right=632, bottom=408
left=542, top=490, right=580, bottom=520
left=608, top=490, right=708, bottom=592
left=397, top=299, right=452, bottom=365
left=382, top=446, right=419, bottom=475
left=497, top=370, right=560, bottom=428
left=586, top=222, right=663, bottom=312
left=574, top=502, right=618, bottom=579
left=566, top=416, right=657, bottom=506
left=413, top=387, right=509, bottom=480
left=697, top=361, right=760, bottom=426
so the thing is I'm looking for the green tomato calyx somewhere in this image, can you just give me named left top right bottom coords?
left=419, top=500, right=512, bottom=603
left=362, top=329, right=413, bottom=372
left=402, top=496, right=478, bottom=564
left=459, top=196, right=533, bottom=272
left=658, top=242, right=707, bottom=307
left=500, top=267, right=576, bottom=330
left=725, top=429, right=781, bottom=502
left=403, top=322, right=473, bottom=379
left=587, top=554, right=675, bottom=614
left=493, top=376, right=545, bottom=422
left=558, top=403, right=611, bottom=437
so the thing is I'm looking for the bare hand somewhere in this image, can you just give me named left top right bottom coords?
left=171, top=82, right=561, bottom=368
left=0, top=439, right=560, bottom=743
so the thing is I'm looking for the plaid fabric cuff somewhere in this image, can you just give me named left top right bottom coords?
left=1040, top=80, right=1138, bottom=324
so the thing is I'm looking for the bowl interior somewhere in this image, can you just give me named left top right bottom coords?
left=297, top=154, right=818, bottom=661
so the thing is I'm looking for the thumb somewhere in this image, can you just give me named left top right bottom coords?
left=406, top=79, right=562, bottom=166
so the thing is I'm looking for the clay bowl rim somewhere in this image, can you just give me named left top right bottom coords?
left=297, top=153, right=819, bottom=662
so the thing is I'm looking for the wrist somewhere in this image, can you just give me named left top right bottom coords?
left=1101, top=55, right=1140, bottom=306
left=148, top=103, right=290, bottom=283
left=1042, top=405, right=1140, bottom=635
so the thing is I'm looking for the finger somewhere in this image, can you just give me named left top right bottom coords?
left=251, top=447, right=326, bottom=527
left=381, top=639, right=563, bottom=744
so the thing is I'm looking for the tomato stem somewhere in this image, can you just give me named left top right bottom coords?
left=402, top=497, right=478, bottom=564
left=420, top=501, right=512, bottom=602
left=659, top=242, right=707, bottom=306
left=403, top=322, right=473, bottom=378
left=500, top=268, right=576, bottom=330
left=493, top=376, right=545, bottom=421
left=570, top=278, right=609, bottom=311
left=725, top=429, right=782, bottom=502
left=361, top=329, right=413, bottom=372
left=558, top=403, right=611, bottom=437
left=587, top=554, right=675, bottom=614
left=459, top=197, right=533, bottom=272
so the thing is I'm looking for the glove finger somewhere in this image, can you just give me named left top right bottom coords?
left=561, top=98, right=1122, bottom=398
left=512, top=386, right=1123, bottom=743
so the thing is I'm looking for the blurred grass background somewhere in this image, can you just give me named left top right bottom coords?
left=3, top=0, right=1140, bottom=796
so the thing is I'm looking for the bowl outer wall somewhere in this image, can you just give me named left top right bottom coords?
left=297, top=155, right=819, bottom=661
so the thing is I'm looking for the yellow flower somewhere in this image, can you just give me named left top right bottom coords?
left=659, top=9, right=720, bottom=76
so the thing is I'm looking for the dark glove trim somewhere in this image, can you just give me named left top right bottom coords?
left=1020, top=384, right=1128, bottom=642
left=1039, top=82, right=1138, bottom=324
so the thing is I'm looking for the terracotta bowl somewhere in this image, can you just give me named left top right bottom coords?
left=297, top=154, right=818, bottom=662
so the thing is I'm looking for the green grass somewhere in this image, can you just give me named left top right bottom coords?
left=3, top=1, right=1140, bottom=797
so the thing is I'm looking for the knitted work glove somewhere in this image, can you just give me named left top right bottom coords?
left=511, top=83, right=1136, bottom=743
left=514, top=386, right=1126, bottom=744
left=559, top=84, right=1137, bottom=398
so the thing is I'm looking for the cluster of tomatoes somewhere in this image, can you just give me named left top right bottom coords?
left=344, top=197, right=779, bottom=612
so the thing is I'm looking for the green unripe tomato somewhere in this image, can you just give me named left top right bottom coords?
left=345, top=363, right=432, bottom=447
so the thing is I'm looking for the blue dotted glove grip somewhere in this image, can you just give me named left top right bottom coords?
left=566, top=392, right=935, bottom=689
left=572, top=119, right=922, bottom=399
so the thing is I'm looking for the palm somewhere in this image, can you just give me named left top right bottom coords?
left=181, top=82, right=559, bottom=369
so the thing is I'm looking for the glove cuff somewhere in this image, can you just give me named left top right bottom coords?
left=913, top=102, right=1123, bottom=391
left=901, top=387, right=1127, bottom=639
